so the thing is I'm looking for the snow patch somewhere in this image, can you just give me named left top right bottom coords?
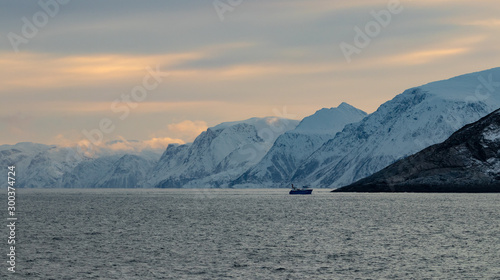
left=483, top=124, right=500, bottom=142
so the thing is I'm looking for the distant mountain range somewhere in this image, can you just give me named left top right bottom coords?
left=0, top=142, right=160, bottom=188
left=2, top=67, right=500, bottom=190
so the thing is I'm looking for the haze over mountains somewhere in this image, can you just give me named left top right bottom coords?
left=2, top=67, right=500, bottom=189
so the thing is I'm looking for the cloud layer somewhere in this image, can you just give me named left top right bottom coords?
left=1, top=0, right=500, bottom=145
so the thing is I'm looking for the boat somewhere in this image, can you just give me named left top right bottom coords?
left=289, top=184, right=313, bottom=195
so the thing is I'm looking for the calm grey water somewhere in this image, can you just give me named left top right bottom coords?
left=1, top=189, right=499, bottom=279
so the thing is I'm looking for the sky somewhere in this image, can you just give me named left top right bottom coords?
left=1, top=0, right=500, bottom=148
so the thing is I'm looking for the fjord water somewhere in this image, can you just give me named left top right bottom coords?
left=3, top=189, right=499, bottom=279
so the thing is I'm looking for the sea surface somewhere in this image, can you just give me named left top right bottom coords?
left=1, top=189, right=499, bottom=279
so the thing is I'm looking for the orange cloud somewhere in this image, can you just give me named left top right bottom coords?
left=142, top=137, right=185, bottom=150
left=0, top=51, right=205, bottom=92
left=386, top=47, right=469, bottom=65
left=53, top=133, right=184, bottom=153
left=104, top=138, right=184, bottom=152
left=167, top=120, right=208, bottom=142
left=463, top=19, right=500, bottom=27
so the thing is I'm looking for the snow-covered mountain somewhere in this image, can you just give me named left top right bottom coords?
left=0, top=143, right=83, bottom=188
left=145, top=117, right=299, bottom=188
left=0, top=141, right=161, bottom=188
left=94, top=154, right=156, bottom=188
left=231, top=103, right=367, bottom=187
left=60, top=155, right=122, bottom=188
left=293, top=67, right=500, bottom=188
left=335, top=108, right=500, bottom=192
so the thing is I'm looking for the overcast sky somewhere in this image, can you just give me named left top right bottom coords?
left=1, top=0, right=500, bottom=148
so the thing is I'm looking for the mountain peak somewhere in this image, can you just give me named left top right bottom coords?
left=338, top=102, right=354, bottom=109
left=210, top=116, right=299, bottom=132
left=230, top=102, right=367, bottom=187
left=294, top=103, right=366, bottom=135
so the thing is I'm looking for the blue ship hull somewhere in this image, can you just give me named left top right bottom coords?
left=289, top=189, right=313, bottom=195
